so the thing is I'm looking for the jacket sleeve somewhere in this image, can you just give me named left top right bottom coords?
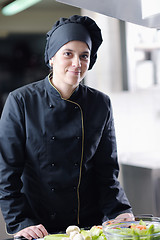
left=93, top=98, right=132, bottom=221
left=0, top=93, right=38, bottom=234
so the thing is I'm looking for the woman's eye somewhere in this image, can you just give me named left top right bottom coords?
left=81, top=54, right=89, bottom=60
left=64, top=52, right=71, bottom=57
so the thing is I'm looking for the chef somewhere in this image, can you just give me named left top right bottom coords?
left=0, top=15, right=133, bottom=240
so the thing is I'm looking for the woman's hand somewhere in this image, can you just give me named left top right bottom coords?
left=14, top=224, right=48, bottom=240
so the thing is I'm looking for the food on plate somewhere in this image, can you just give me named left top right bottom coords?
left=44, top=219, right=160, bottom=240
left=44, top=225, right=106, bottom=240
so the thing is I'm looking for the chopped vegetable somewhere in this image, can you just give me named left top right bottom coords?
left=80, top=230, right=92, bottom=240
left=66, top=226, right=80, bottom=235
left=131, top=224, right=147, bottom=230
left=44, top=234, right=69, bottom=240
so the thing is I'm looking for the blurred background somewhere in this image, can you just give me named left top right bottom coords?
left=1, top=0, right=160, bottom=238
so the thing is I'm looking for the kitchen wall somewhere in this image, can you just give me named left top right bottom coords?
left=83, top=11, right=160, bottom=157
left=110, top=87, right=160, bottom=155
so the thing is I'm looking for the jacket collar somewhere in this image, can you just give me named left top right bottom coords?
left=45, top=73, right=81, bottom=101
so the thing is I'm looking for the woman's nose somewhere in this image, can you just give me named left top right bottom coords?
left=72, top=56, right=81, bottom=67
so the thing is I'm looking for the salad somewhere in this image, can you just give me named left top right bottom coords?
left=103, top=219, right=160, bottom=239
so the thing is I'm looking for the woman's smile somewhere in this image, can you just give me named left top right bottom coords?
left=67, top=69, right=81, bottom=75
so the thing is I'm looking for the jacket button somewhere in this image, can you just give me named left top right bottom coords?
left=73, top=186, right=77, bottom=191
left=51, top=188, right=55, bottom=191
left=51, top=163, right=55, bottom=167
left=74, top=162, right=78, bottom=167
left=74, top=209, right=77, bottom=213
left=74, top=106, right=78, bottom=109
left=51, top=213, right=56, bottom=219
left=51, top=136, right=55, bottom=140
left=76, top=136, right=80, bottom=140
left=49, top=104, right=54, bottom=108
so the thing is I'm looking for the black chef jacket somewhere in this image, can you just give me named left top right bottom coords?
left=0, top=76, right=132, bottom=234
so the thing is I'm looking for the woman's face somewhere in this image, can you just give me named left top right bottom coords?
left=50, top=40, right=90, bottom=90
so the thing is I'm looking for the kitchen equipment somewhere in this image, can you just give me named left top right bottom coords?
left=56, top=0, right=160, bottom=28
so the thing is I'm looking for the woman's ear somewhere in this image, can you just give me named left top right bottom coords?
left=49, top=57, right=54, bottom=67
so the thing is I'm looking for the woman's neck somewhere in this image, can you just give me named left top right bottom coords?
left=50, top=77, right=77, bottom=99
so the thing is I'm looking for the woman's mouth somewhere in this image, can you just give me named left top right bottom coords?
left=68, top=70, right=81, bottom=75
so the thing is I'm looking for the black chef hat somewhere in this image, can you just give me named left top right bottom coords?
left=44, top=15, right=103, bottom=70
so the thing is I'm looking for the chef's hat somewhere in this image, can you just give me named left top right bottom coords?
left=44, top=15, right=103, bottom=70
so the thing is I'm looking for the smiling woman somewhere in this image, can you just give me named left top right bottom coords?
left=49, top=41, right=90, bottom=99
left=0, top=15, right=133, bottom=240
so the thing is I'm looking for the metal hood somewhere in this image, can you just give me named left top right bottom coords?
left=56, top=0, right=160, bottom=28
